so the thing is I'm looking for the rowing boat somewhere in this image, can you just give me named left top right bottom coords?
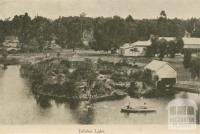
left=121, top=106, right=156, bottom=113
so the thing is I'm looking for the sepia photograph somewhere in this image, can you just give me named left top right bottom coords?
left=0, top=0, right=200, bottom=133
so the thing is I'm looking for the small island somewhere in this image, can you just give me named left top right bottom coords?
left=20, top=54, right=175, bottom=104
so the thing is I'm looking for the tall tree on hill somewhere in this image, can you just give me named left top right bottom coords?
left=0, top=20, right=5, bottom=45
left=17, top=13, right=32, bottom=51
left=125, top=15, right=134, bottom=22
left=125, top=15, right=138, bottom=42
left=160, top=10, right=167, bottom=19
left=157, top=10, right=169, bottom=36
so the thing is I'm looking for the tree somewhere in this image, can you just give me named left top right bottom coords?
left=157, top=39, right=168, bottom=60
left=52, top=18, right=69, bottom=48
left=72, top=58, right=96, bottom=83
left=183, top=49, right=192, bottom=68
left=2, top=48, right=8, bottom=59
left=63, top=81, right=77, bottom=97
left=2, top=12, right=200, bottom=54
left=189, top=58, right=200, bottom=80
left=125, top=15, right=134, bottom=22
left=127, top=81, right=139, bottom=97
left=176, top=37, right=184, bottom=53
left=15, top=13, right=32, bottom=51
left=31, top=16, right=51, bottom=50
left=142, top=69, right=153, bottom=85
left=157, top=10, right=168, bottom=36
left=0, top=20, right=5, bottom=45
left=160, top=10, right=167, bottom=19
left=146, top=35, right=159, bottom=57
left=92, top=16, right=129, bottom=52
left=167, top=41, right=176, bottom=58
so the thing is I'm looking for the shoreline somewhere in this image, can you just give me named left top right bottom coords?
left=33, top=89, right=127, bottom=103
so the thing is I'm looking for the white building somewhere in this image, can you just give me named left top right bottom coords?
left=119, top=40, right=151, bottom=56
left=144, top=60, right=177, bottom=87
left=2, top=36, right=20, bottom=52
left=182, top=37, right=200, bottom=57
left=159, top=36, right=200, bottom=57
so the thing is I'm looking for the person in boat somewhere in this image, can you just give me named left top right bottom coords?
left=126, top=101, right=131, bottom=109
left=143, top=102, right=147, bottom=109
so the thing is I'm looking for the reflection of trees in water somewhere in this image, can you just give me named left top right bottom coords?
left=69, top=100, right=80, bottom=109
left=54, top=99, right=95, bottom=124
left=3, top=64, right=7, bottom=70
left=33, top=93, right=95, bottom=124
left=69, top=101, right=95, bottom=124
left=54, top=98, right=67, bottom=108
left=34, top=95, right=52, bottom=108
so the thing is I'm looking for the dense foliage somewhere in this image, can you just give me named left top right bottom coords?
left=146, top=36, right=184, bottom=60
left=183, top=50, right=192, bottom=68
left=189, top=57, right=200, bottom=80
left=1, top=12, right=200, bottom=52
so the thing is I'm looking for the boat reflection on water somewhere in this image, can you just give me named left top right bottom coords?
left=77, top=101, right=95, bottom=124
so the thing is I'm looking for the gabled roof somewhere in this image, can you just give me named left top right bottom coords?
left=131, top=40, right=151, bottom=47
left=183, top=37, right=200, bottom=45
left=120, top=43, right=132, bottom=49
left=145, top=60, right=176, bottom=74
left=145, top=60, right=168, bottom=71
left=159, top=37, right=176, bottom=42
left=182, top=37, right=200, bottom=49
left=158, top=37, right=200, bottom=49
left=120, top=40, right=151, bottom=49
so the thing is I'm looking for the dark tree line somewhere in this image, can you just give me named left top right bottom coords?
left=1, top=12, right=200, bottom=52
left=183, top=50, right=200, bottom=80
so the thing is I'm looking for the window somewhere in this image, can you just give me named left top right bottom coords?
left=170, top=106, right=176, bottom=115
left=187, top=106, right=194, bottom=115
left=177, top=106, right=187, bottom=115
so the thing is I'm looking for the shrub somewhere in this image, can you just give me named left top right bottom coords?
left=127, top=81, right=139, bottom=97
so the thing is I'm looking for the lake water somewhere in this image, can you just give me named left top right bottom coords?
left=0, top=65, right=199, bottom=124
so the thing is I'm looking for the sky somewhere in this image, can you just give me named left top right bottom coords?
left=0, top=0, right=200, bottom=20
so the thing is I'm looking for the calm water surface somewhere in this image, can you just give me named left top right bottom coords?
left=0, top=65, right=199, bottom=124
